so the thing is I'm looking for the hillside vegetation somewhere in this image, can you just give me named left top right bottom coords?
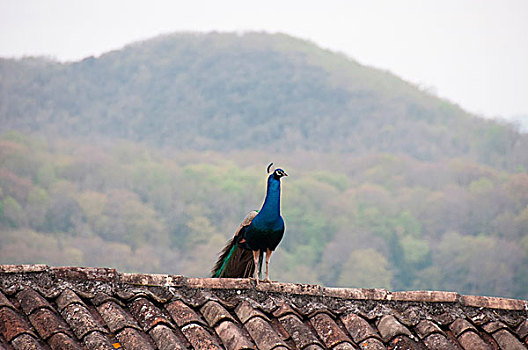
left=1, top=32, right=526, bottom=167
left=1, top=32, right=527, bottom=298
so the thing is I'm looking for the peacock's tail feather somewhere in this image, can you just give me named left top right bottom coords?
left=211, top=237, right=255, bottom=278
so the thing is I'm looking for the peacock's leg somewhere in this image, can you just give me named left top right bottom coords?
left=252, top=250, right=260, bottom=284
left=264, top=248, right=273, bottom=282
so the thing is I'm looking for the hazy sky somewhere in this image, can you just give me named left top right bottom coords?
left=1, top=0, right=527, bottom=119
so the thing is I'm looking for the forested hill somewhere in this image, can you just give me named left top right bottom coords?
left=1, top=32, right=526, bottom=169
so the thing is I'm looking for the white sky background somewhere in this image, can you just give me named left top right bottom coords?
left=1, top=0, right=527, bottom=119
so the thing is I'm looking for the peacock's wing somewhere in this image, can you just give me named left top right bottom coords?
left=234, top=210, right=258, bottom=237
left=211, top=211, right=258, bottom=278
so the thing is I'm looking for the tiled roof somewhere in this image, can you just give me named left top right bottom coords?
left=0, top=265, right=526, bottom=350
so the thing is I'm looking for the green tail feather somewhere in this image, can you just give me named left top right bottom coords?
left=214, top=244, right=236, bottom=277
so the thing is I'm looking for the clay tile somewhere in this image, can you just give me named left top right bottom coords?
left=17, top=288, right=52, bottom=315
left=200, top=301, right=235, bottom=328
left=234, top=300, right=269, bottom=324
left=11, top=333, right=46, bottom=350
left=491, top=329, right=526, bottom=350
left=449, top=318, right=477, bottom=338
left=243, top=317, right=288, bottom=350
left=56, top=289, right=85, bottom=312
left=396, top=306, right=421, bottom=327
left=28, top=308, right=71, bottom=340
left=82, top=331, right=115, bottom=350
left=516, top=319, right=528, bottom=340
left=357, top=338, right=386, bottom=350
left=181, top=323, right=222, bottom=350
left=414, top=319, right=443, bottom=339
left=177, top=288, right=209, bottom=308
left=422, top=333, right=458, bottom=350
left=388, top=336, right=421, bottom=350
left=165, top=300, right=204, bottom=328
left=214, top=320, right=255, bottom=350
left=149, top=324, right=186, bottom=350
left=91, top=293, right=120, bottom=307
left=482, top=321, right=508, bottom=334
left=303, top=345, right=325, bottom=350
left=273, top=301, right=301, bottom=319
left=128, top=298, right=171, bottom=332
left=278, top=313, right=322, bottom=349
left=0, top=307, right=33, bottom=341
left=309, top=312, right=352, bottom=348
left=456, top=330, right=490, bottom=350
left=116, top=327, right=155, bottom=350
left=330, top=343, right=355, bottom=350
left=47, top=332, right=82, bottom=350
left=340, top=313, right=379, bottom=343
left=96, top=301, right=139, bottom=333
left=61, top=303, right=105, bottom=339
left=432, top=312, right=456, bottom=326
left=0, top=291, right=15, bottom=309
left=469, top=312, right=491, bottom=326
left=376, top=315, right=412, bottom=343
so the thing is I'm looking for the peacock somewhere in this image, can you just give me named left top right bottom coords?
left=212, top=163, right=287, bottom=282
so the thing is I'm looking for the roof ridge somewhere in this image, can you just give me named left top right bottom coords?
left=1, top=264, right=527, bottom=312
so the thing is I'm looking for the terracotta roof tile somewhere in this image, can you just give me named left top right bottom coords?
left=273, top=300, right=301, bottom=319
left=148, top=324, right=186, bottom=350
left=181, top=323, right=222, bottom=350
left=331, top=342, right=355, bottom=350
left=492, top=329, right=526, bottom=350
left=10, top=333, right=46, bottom=350
left=0, top=307, right=33, bottom=342
left=234, top=300, right=270, bottom=324
left=309, top=312, right=353, bottom=348
left=422, top=333, right=457, bottom=350
left=16, top=289, right=52, bottom=315
left=60, top=303, right=105, bottom=339
left=1, top=265, right=527, bottom=350
left=56, top=289, right=85, bottom=312
left=28, top=308, right=71, bottom=340
left=357, top=337, right=386, bottom=350
left=128, top=297, right=172, bottom=332
left=516, top=319, right=528, bottom=340
left=47, top=332, right=82, bottom=350
left=482, top=321, right=508, bottom=334
left=376, top=315, right=412, bottom=343
left=82, top=331, right=114, bottom=350
left=201, top=301, right=236, bottom=328
left=456, top=331, right=491, bottom=350
left=214, top=320, right=255, bottom=350
left=341, top=313, right=380, bottom=343
left=117, top=327, right=155, bottom=350
left=414, top=319, right=444, bottom=339
left=165, top=300, right=205, bottom=327
left=0, top=292, right=14, bottom=310
left=243, top=316, right=288, bottom=350
left=449, top=318, right=477, bottom=337
left=278, top=313, right=322, bottom=349
left=387, top=335, right=421, bottom=350
left=97, top=301, right=139, bottom=333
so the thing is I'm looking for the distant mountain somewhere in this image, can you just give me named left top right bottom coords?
left=1, top=32, right=526, bottom=169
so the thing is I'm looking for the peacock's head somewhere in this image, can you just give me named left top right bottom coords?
left=267, top=163, right=288, bottom=179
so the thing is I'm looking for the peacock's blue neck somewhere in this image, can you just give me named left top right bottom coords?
left=259, top=175, right=281, bottom=218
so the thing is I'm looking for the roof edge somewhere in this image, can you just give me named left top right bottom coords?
left=1, top=264, right=526, bottom=311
